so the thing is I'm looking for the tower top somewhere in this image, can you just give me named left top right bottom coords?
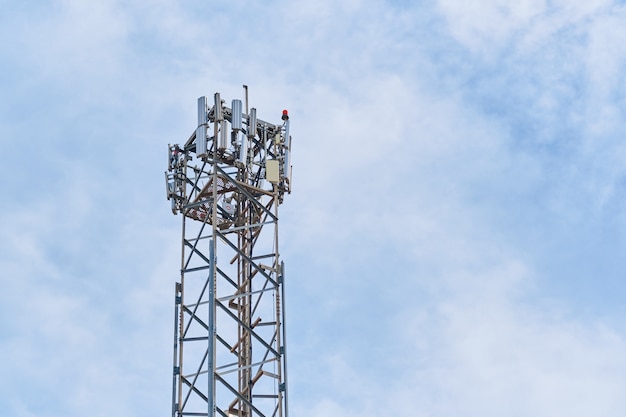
left=166, top=90, right=293, bottom=219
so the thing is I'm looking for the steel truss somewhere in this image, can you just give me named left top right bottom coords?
left=166, top=89, right=292, bottom=417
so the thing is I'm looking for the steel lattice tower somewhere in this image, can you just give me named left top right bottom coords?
left=165, top=87, right=292, bottom=417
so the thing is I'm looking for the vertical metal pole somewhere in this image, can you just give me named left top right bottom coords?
left=209, top=130, right=219, bottom=416
left=177, top=215, right=186, bottom=416
left=208, top=239, right=216, bottom=416
left=281, top=261, right=289, bottom=417
left=172, top=282, right=180, bottom=417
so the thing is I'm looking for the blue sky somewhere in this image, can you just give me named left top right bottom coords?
left=2, top=0, right=626, bottom=416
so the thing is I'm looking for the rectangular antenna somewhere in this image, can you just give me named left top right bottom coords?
left=239, top=135, right=248, bottom=166
left=232, top=99, right=242, bottom=131
left=218, top=120, right=228, bottom=150
left=248, top=107, right=257, bottom=138
left=214, top=93, right=223, bottom=121
left=197, top=96, right=208, bottom=156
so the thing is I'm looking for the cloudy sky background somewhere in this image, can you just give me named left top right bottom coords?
left=2, top=0, right=626, bottom=416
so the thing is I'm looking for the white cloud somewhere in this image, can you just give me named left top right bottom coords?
left=407, top=296, right=626, bottom=416
left=290, top=254, right=626, bottom=417
left=15, top=0, right=129, bottom=83
left=436, top=0, right=547, bottom=53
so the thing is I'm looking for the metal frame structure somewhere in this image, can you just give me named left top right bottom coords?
left=165, top=87, right=292, bottom=417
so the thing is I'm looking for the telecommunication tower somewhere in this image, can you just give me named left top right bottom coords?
left=165, top=86, right=292, bottom=417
